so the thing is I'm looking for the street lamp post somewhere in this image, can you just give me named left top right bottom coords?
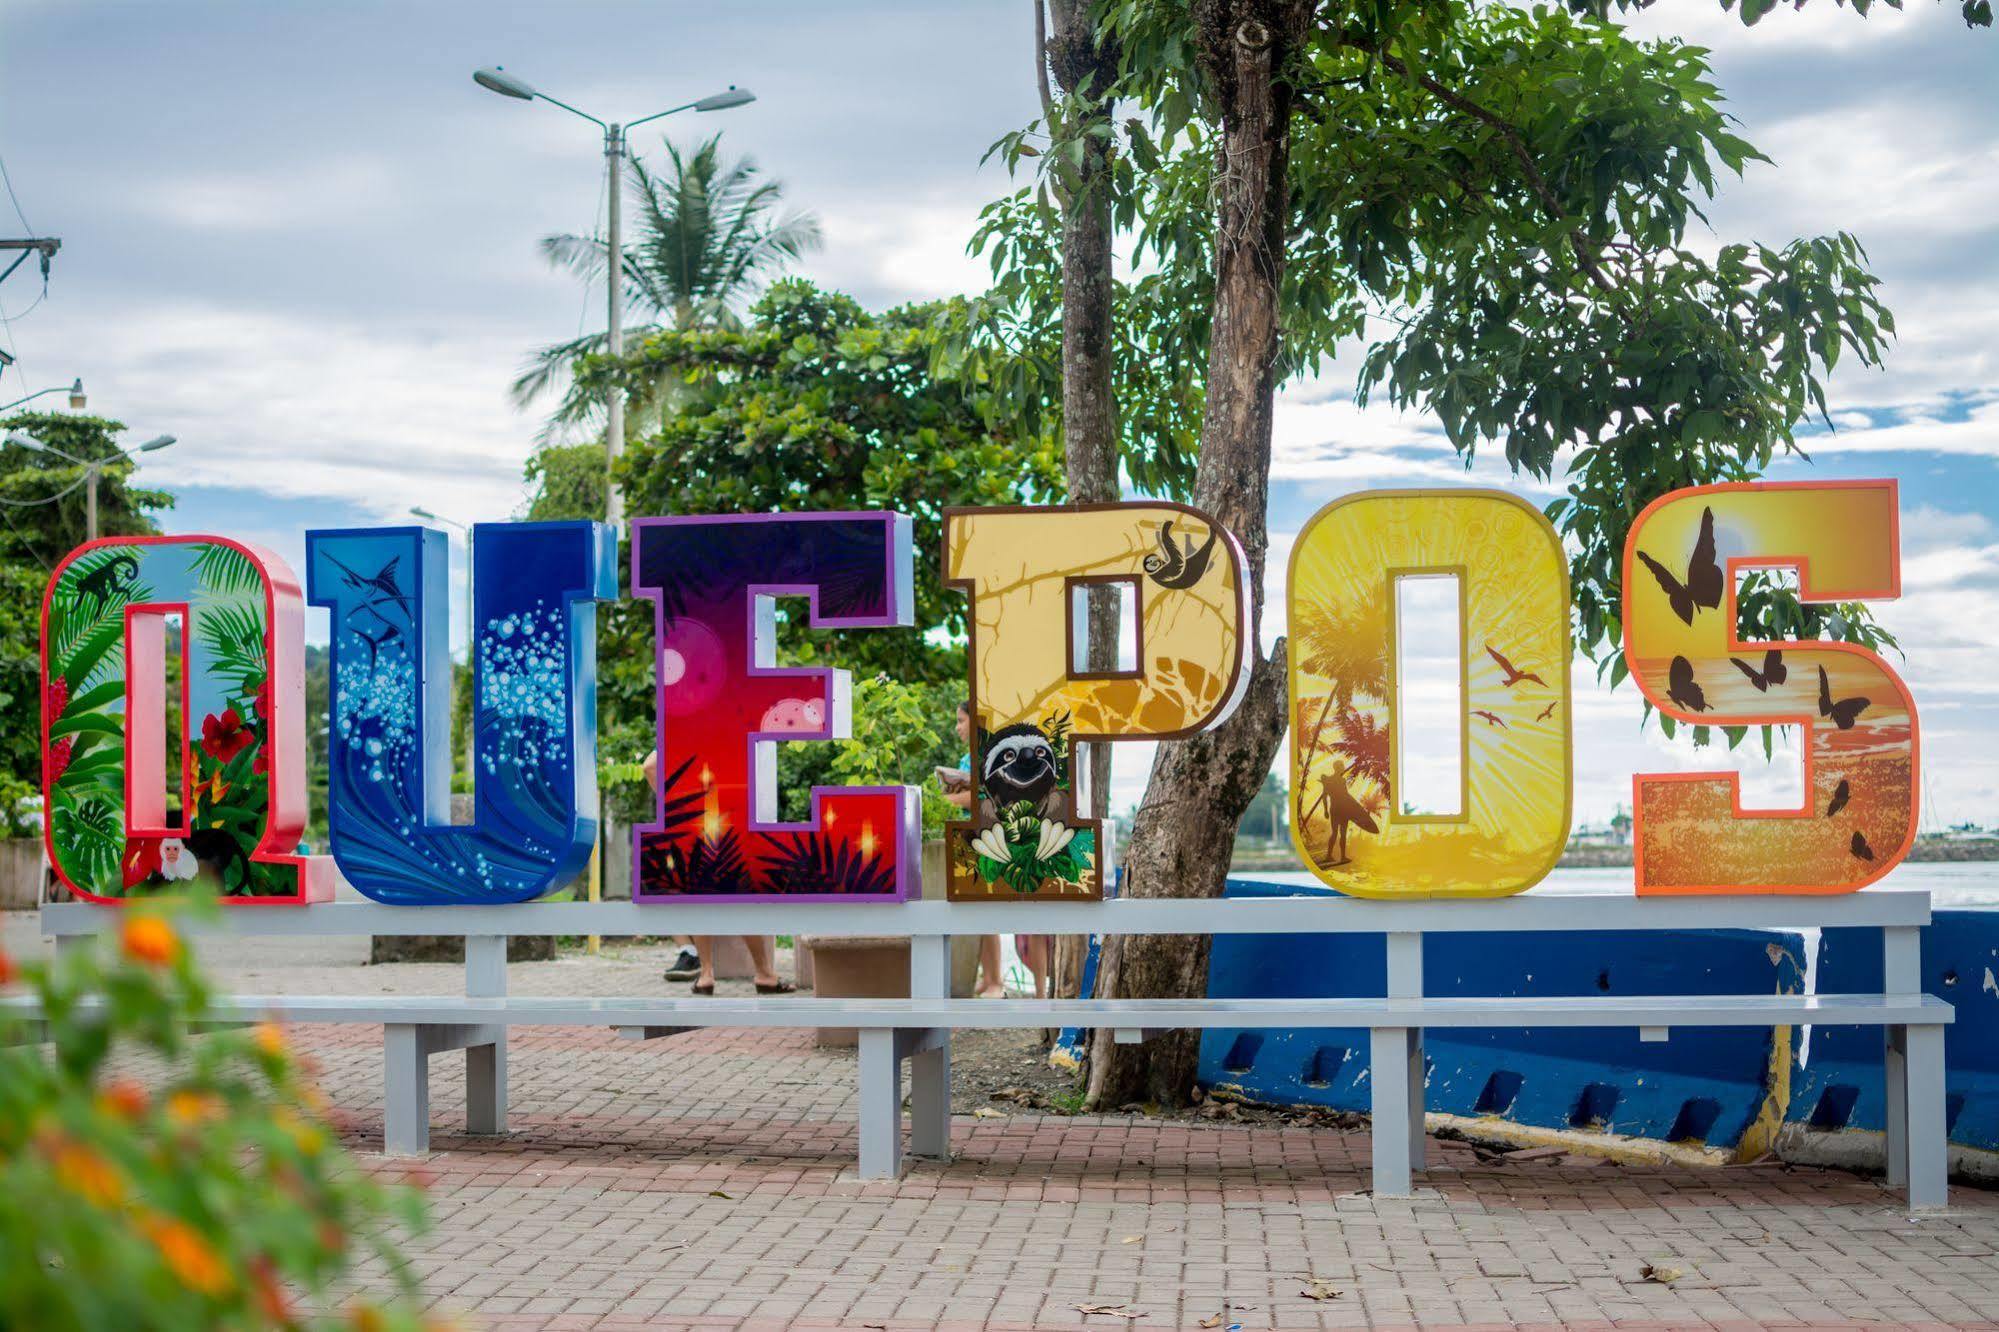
left=0, top=378, right=86, bottom=414
left=410, top=507, right=475, bottom=783
left=5, top=430, right=173, bottom=540
left=472, top=67, right=755, bottom=525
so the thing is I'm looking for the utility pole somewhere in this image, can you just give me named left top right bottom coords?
left=0, top=237, right=60, bottom=291
left=604, top=124, right=625, bottom=525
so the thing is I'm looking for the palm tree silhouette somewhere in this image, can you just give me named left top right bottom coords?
left=513, top=134, right=822, bottom=441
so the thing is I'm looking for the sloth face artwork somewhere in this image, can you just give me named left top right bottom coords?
left=977, top=723, right=1065, bottom=823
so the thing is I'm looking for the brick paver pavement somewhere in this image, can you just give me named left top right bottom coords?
left=9, top=921, right=1999, bottom=1330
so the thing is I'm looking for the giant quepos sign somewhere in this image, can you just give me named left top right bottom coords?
left=37, top=482, right=1917, bottom=907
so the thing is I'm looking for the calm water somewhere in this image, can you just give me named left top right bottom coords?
left=1245, top=861, right=1999, bottom=909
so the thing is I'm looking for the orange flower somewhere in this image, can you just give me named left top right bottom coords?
left=96, top=1079, right=150, bottom=1120
left=52, top=1140, right=125, bottom=1208
left=273, top=1107, right=326, bottom=1157
left=248, top=1257, right=293, bottom=1324
left=140, top=1214, right=232, bottom=1296
left=349, top=1305, right=388, bottom=1332
left=165, top=1090, right=223, bottom=1126
left=253, top=1022, right=288, bottom=1058
left=121, top=916, right=180, bottom=967
left=0, top=949, right=16, bottom=987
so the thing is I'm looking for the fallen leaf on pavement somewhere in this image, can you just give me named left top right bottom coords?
left=706, top=1190, right=732, bottom=1200
left=1073, top=1302, right=1143, bottom=1319
left=1300, top=1278, right=1342, bottom=1301
left=1638, top=1262, right=1683, bottom=1285
left=973, top=1106, right=1008, bottom=1119
left=1197, top=1316, right=1224, bottom=1329
left=1121, top=1234, right=1143, bottom=1244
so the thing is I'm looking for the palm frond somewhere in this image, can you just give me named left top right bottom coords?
left=189, top=543, right=264, bottom=597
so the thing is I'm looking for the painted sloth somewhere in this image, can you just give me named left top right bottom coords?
left=977, top=722, right=1068, bottom=823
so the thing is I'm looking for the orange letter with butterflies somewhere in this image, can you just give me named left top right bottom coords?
left=1624, top=481, right=1917, bottom=895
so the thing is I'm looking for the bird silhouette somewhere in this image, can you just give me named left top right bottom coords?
left=1142, top=519, right=1221, bottom=590
left=1851, top=830, right=1875, bottom=861
left=1636, top=506, right=1724, bottom=626
left=1485, top=645, right=1546, bottom=688
left=1817, top=665, right=1870, bottom=730
left=1730, top=648, right=1788, bottom=693
left=1536, top=701, right=1558, bottom=722
left=1666, top=656, right=1709, bottom=713
left=1827, top=778, right=1851, bottom=818
left=1471, top=709, right=1507, bottom=729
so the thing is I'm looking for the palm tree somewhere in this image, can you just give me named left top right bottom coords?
left=513, top=133, right=821, bottom=441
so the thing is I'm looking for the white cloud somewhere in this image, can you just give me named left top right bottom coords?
left=45, top=301, right=536, bottom=525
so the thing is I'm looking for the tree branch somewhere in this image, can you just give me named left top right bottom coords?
left=1333, top=32, right=1619, bottom=298
left=1033, top=0, right=1057, bottom=123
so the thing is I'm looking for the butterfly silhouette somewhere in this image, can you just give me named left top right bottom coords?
left=1485, top=645, right=1546, bottom=688
left=1851, top=830, right=1875, bottom=861
left=1827, top=778, right=1850, bottom=818
left=1471, top=710, right=1507, bottom=729
left=1536, top=701, right=1558, bottom=722
left=1636, top=506, right=1723, bottom=626
left=1142, top=519, right=1220, bottom=590
left=1730, top=649, right=1788, bottom=693
left=1817, top=665, right=1870, bottom=730
left=1667, top=656, right=1709, bottom=713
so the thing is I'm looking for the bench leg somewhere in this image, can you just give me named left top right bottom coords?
left=466, top=1036, right=507, bottom=1136
left=1884, top=1025, right=1909, bottom=1189
left=856, top=1028, right=903, bottom=1179
left=383, top=1024, right=430, bottom=1156
left=1904, top=1023, right=1949, bottom=1211
left=909, top=1033, right=951, bottom=1159
left=1370, top=1026, right=1413, bottom=1197
left=1406, top=1029, right=1426, bottom=1171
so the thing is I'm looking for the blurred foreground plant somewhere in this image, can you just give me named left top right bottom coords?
left=0, top=902, right=433, bottom=1331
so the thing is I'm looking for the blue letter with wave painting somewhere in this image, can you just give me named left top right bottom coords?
left=307, top=522, right=617, bottom=904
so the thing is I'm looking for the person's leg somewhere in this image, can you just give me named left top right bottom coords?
left=743, top=935, right=781, bottom=988
left=693, top=937, right=716, bottom=992
left=978, top=934, right=1006, bottom=998
left=1020, top=934, right=1051, bottom=999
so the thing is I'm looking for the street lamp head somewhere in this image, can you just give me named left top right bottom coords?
left=694, top=87, right=756, bottom=112
left=5, top=431, right=45, bottom=451
left=67, top=378, right=85, bottom=410
left=473, top=66, right=537, bottom=101
left=409, top=506, right=438, bottom=521
left=136, top=435, right=175, bottom=453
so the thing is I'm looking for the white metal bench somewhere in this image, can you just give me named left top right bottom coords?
left=22, top=888, right=1954, bottom=1210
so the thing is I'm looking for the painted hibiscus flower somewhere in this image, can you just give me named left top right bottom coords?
left=122, top=837, right=163, bottom=888
left=46, top=735, right=74, bottom=784
left=199, top=708, right=254, bottom=764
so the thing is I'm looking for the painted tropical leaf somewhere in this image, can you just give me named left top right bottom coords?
left=189, top=543, right=265, bottom=597
left=758, top=832, right=897, bottom=895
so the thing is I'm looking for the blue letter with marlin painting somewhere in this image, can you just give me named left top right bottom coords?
left=307, top=521, right=617, bottom=904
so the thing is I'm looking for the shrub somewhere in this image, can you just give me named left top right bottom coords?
left=0, top=903, right=434, bottom=1330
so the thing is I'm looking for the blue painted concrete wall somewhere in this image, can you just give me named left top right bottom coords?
left=1789, top=908, right=1999, bottom=1151
left=1198, top=879, right=1805, bottom=1149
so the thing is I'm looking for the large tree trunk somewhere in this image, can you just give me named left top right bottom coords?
left=1043, top=0, right=1122, bottom=1005
left=1084, top=0, right=1307, bottom=1109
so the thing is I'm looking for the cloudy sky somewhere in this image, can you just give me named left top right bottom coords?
left=2, top=1, right=1994, bottom=831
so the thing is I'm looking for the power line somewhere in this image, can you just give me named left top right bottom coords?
left=0, top=149, right=32, bottom=233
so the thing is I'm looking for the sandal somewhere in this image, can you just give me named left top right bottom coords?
left=754, top=980, right=796, bottom=995
left=691, top=982, right=715, bottom=996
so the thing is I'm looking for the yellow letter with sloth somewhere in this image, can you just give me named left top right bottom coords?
left=1624, top=480, right=1916, bottom=895
left=944, top=504, right=1249, bottom=901
left=1288, top=490, right=1572, bottom=899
